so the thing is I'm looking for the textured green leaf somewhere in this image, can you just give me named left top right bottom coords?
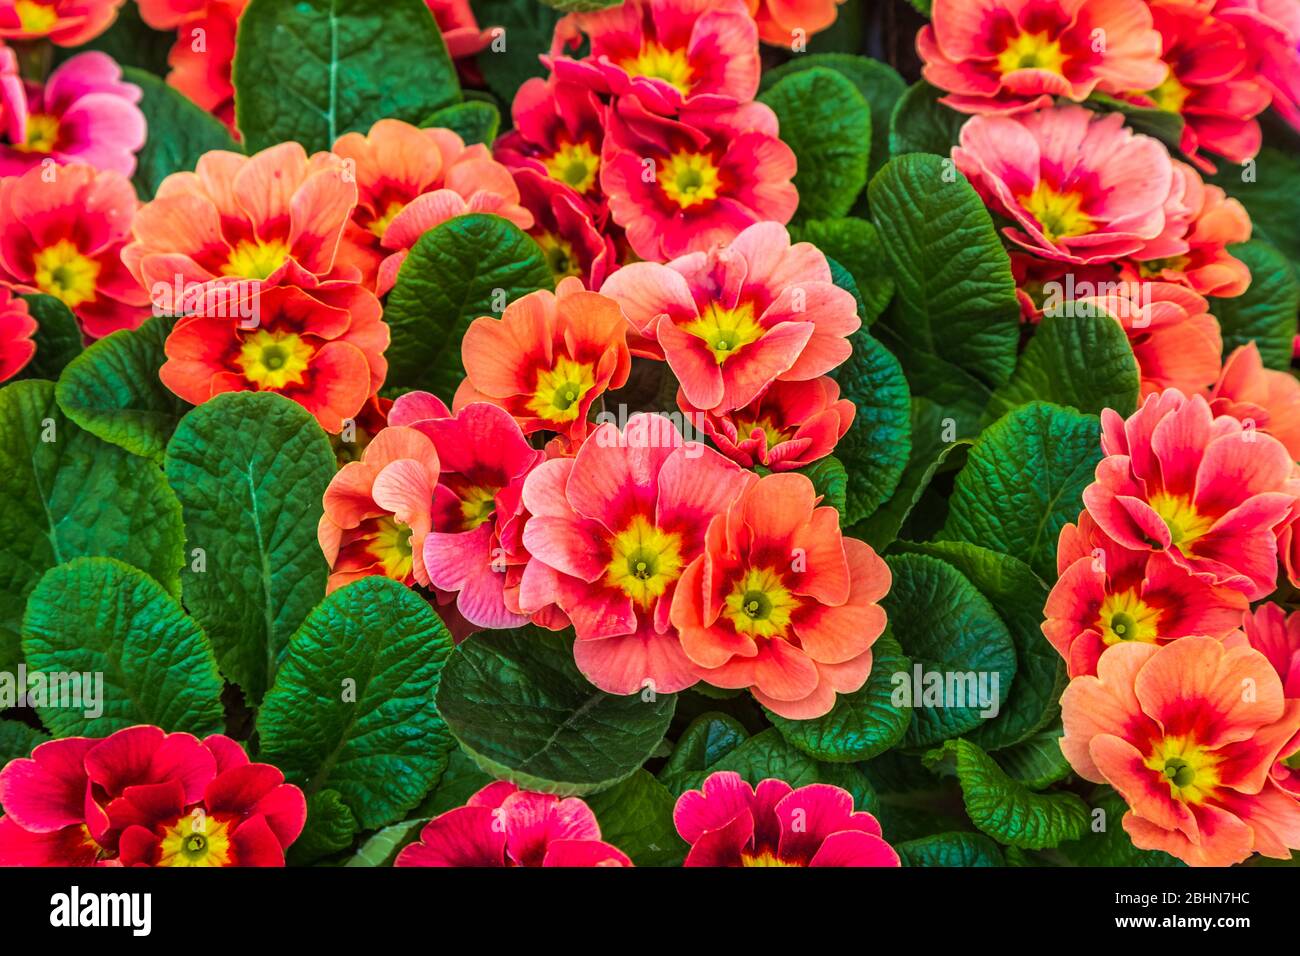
left=289, top=790, right=359, bottom=865
left=420, top=99, right=500, bottom=145
left=125, top=68, right=239, bottom=200
left=21, top=557, right=224, bottom=738
left=828, top=330, right=911, bottom=525
left=437, top=627, right=676, bottom=796
left=897, top=831, right=1005, bottom=867
left=1057, top=791, right=1182, bottom=866
left=767, top=632, right=911, bottom=762
left=1209, top=146, right=1300, bottom=274
left=474, top=0, right=560, bottom=105
left=889, top=81, right=964, bottom=158
left=0, top=380, right=184, bottom=671
left=343, top=817, right=426, bottom=867
left=538, top=0, right=621, bottom=11
left=17, top=295, right=82, bottom=382
left=994, top=725, right=1074, bottom=790
left=940, top=402, right=1102, bottom=580
left=55, top=315, right=188, bottom=464
left=384, top=214, right=553, bottom=399
left=925, top=738, right=1089, bottom=849
left=793, top=455, right=848, bottom=517
left=760, top=67, right=871, bottom=222
left=585, top=770, right=687, bottom=867
left=53, top=4, right=173, bottom=75
left=860, top=750, right=970, bottom=842
left=233, top=0, right=460, bottom=153
left=416, top=745, right=494, bottom=817
left=1209, top=240, right=1300, bottom=371
left=165, top=391, right=335, bottom=701
left=258, top=577, right=456, bottom=830
left=658, top=711, right=748, bottom=795
left=790, top=217, right=894, bottom=324
left=987, top=310, right=1140, bottom=420
left=881, top=553, right=1016, bottom=748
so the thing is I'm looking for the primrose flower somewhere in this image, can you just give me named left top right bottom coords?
left=425, top=0, right=492, bottom=60
left=1210, top=343, right=1300, bottom=460
left=599, top=96, right=797, bottom=262
left=518, top=413, right=752, bottom=695
left=1060, top=637, right=1300, bottom=866
left=514, top=170, right=618, bottom=288
left=670, top=473, right=890, bottom=719
left=0, top=283, right=35, bottom=381
left=0, top=163, right=149, bottom=339
left=678, top=376, right=854, bottom=471
left=1, top=52, right=145, bottom=178
left=1084, top=389, right=1300, bottom=601
left=1216, top=0, right=1300, bottom=133
left=0, top=0, right=126, bottom=46
left=455, top=279, right=631, bottom=444
left=160, top=283, right=388, bottom=433
left=0, top=41, right=25, bottom=145
left=1243, top=604, right=1300, bottom=795
left=549, top=0, right=760, bottom=115
left=746, top=0, right=846, bottom=47
left=319, top=420, right=443, bottom=592
left=601, top=221, right=858, bottom=413
left=916, top=0, right=1167, bottom=115
left=332, top=119, right=532, bottom=295
left=495, top=76, right=608, bottom=208
left=145, top=0, right=246, bottom=132
left=675, top=771, right=900, bottom=867
left=395, top=781, right=630, bottom=867
left=123, top=142, right=359, bottom=297
left=0, top=725, right=305, bottom=867
left=1044, top=510, right=1248, bottom=678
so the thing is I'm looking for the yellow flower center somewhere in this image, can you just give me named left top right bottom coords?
left=735, top=415, right=788, bottom=450
left=536, top=231, right=582, bottom=281
left=996, top=31, right=1068, bottom=76
left=368, top=515, right=414, bottom=580
left=237, top=329, right=314, bottom=389
left=16, top=113, right=58, bottom=153
left=14, top=0, right=57, bottom=32
left=157, top=815, right=234, bottom=867
left=622, top=42, right=693, bottom=94
left=33, top=240, right=99, bottom=309
left=1096, top=589, right=1161, bottom=646
left=604, top=515, right=684, bottom=608
left=222, top=237, right=290, bottom=281
left=458, top=485, right=498, bottom=531
left=1020, top=181, right=1095, bottom=242
left=543, top=140, right=600, bottom=195
left=1143, top=73, right=1191, bottom=114
left=527, top=355, right=596, bottom=424
left=740, top=850, right=801, bottom=867
left=724, top=567, right=800, bottom=639
left=660, top=150, right=721, bottom=209
left=1137, top=255, right=1191, bottom=278
left=368, top=200, right=406, bottom=239
left=1145, top=736, right=1221, bottom=804
left=682, top=300, right=763, bottom=363
left=1147, top=491, right=1214, bottom=549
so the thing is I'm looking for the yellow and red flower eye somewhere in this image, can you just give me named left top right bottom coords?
left=32, top=240, right=100, bottom=309
left=1147, top=491, right=1215, bottom=549
left=237, top=329, right=314, bottom=390
left=659, top=150, right=722, bottom=210
left=543, top=140, right=600, bottom=195
left=735, top=415, right=789, bottom=450
left=996, top=30, right=1068, bottom=77
left=621, top=41, right=694, bottom=94
left=1096, top=589, right=1162, bottom=646
left=740, top=849, right=802, bottom=867
left=157, top=814, right=235, bottom=867
left=1018, top=182, right=1095, bottom=243
left=368, top=200, right=407, bottom=239
left=682, top=300, right=764, bottom=363
left=15, top=113, right=58, bottom=153
left=14, top=0, right=57, bottom=33
left=1144, top=736, right=1222, bottom=805
left=458, top=485, right=498, bottom=531
left=723, top=566, right=799, bottom=639
left=366, top=515, right=414, bottom=580
left=604, top=515, right=684, bottom=608
left=1143, top=72, right=1192, bottom=114
left=222, top=237, right=291, bottom=281
left=527, top=356, right=596, bottom=424
left=535, top=232, right=583, bottom=281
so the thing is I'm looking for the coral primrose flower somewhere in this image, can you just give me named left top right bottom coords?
left=154, top=0, right=246, bottom=133
left=670, top=473, right=890, bottom=719
left=0, top=40, right=25, bottom=145
left=1215, top=0, right=1300, bottom=134
left=495, top=75, right=608, bottom=209
left=601, top=221, right=858, bottom=413
left=1243, top=603, right=1300, bottom=795
left=1, top=51, right=146, bottom=178
left=395, top=781, right=630, bottom=867
left=425, top=0, right=493, bottom=60
left=0, top=282, right=36, bottom=381
left=0, top=0, right=125, bottom=46
left=1083, top=389, right=1300, bottom=600
left=916, top=0, right=1167, bottom=115
left=1209, top=342, right=1300, bottom=460
left=513, top=169, right=618, bottom=288
left=1043, top=510, right=1249, bottom=678
left=0, top=162, right=148, bottom=339
left=674, top=771, right=900, bottom=867
left=1060, top=637, right=1300, bottom=866
left=518, top=412, right=753, bottom=695
left=745, top=0, right=847, bottom=47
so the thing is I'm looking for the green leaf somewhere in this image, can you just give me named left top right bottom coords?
left=257, top=577, right=456, bottom=830
left=289, top=790, right=359, bottom=865
left=897, top=831, right=1005, bottom=867
left=792, top=455, right=848, bottom=517
left=987, top=310, right=1140, bottom=420
left=124, top=68, right=239, bottom=200
left=828, top=330, right=911, bottom=525
left=0, top=380, right=184, bottom=671
left=759, top=67, right=871, bottom=222
left=21, top=558, right=224, bottom=738
left=585, top=770, right=687, bottom=867
left=790, top=217, right=894, bottom=324
left=1057, top=791, right=1183, bottom=866
left=658, top=711, right=748, bottom=795
left=473, top=0, right=560, bottom=105
left=416, top=745, right=494, bottom=817
left=437, top=627, right=676, bottom=796
left=53, top=4, right=172, bottom=75
left=889, top=81, right=964, bottom=159
left=343, top=817, right=426, bottom=867
left=881, top=553, right=1016, bottom=747
left=537, top=0, right=621, bottom=12
left=1209, top=240, right=1300, bottom=371
left=905, top=0, right=933, bottom=16
left=233, top=0, right=460, bottom=153
left=759, top=55, right=906, bottom=177
left=901, top=540, right=1064, bottom=750
left=868, top=154, right=1020, bottom=429
left=17, top=295, right=82, bottom=382
left=766, top=632, right=911, bottom=762
left=994, top=725, right=1074, bottom=790
left=165, top=392, right=336, bottom=701
left=384, top=214, right=553, bottom=399
left=55, top=315, right=188, bottom=465
left=1209, top=146, right=1300, bottom=273
left=1085, top=93, right=1184, bottom=151
left=420, top=99, right=501, bottom=145
left=940, top=401, right=1102, bottom=580
left=924, top=738, right=1090, bottom=849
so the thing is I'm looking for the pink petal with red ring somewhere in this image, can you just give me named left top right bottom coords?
left=285, top=340, right=372, bottom=434
left=599, top=260, right=698, bottom=343
left=519, top=514, right=609, bottom=583
left=500, top=790, right=600, bottom=866
left=572, top=616, right=699, bottom=694
left=1191, top=428, right=1295, bottom=518
left=682, top=807, right=753, bottom=866
left=0, top=817, right=101, bottom=866
left=542, top=839, right=632, bottom=866
left=1059, top=642, right=1162, bottom=781
left=1244, top=604, right=1300, bottom=697
left=654, top=446, right=751, bottom=541
left=673, top=770, right=754, bottom=844
left=749, top=777, right=793, bottom=851
left=772, top=783, right=861, bottom=863
left=395, top=806, right=506, bottom=867
left=809, top=829, right=901, bottom=866
left=83, top=727, right=215, bottom=806
left=387, top=389, right=452, bottom=427
left=557, top=574, right=638, bottom=641
left=204, top=763, right=306, bottom=848
left=1089, top=732, right=1198, bottom=839
left=104, top=779, right=188, bottom=834
left=1211, top=701, right=1300, bottom=795
left=1214, top=779, right=1300, bottom=860
left=1124, top=802, right=1253, bottom=868
left=424, top=523, right=528, bottom=629
left=0, top=736, right=96, bottom=832
left=228, top=813, right=287, bottom=866
left=748, top=635, right=820, bottom=703
left=564, top=414, right=681, bottom=530
left=116, top=824, right=161, bottom=867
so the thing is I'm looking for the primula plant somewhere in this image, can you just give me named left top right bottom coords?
left=0, top=0, right=1298, bottom=876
